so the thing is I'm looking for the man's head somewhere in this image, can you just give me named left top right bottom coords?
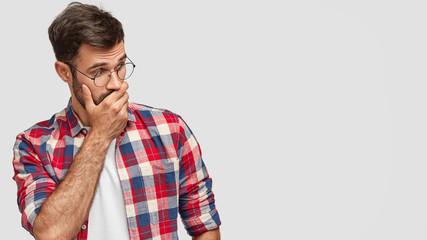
left=49, top=2, right=129, bottom=109
left=48, top=2, right=124, bottom=64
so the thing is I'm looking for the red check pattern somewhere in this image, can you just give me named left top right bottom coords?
left=12, top=101, right=221, bottom=239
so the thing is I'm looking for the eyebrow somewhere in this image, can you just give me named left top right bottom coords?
left=87, top=54, right=127, bottom=71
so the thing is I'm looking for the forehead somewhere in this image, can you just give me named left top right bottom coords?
left=75, top=41, right=125, bottom=66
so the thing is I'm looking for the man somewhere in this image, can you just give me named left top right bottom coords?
left=12, top=2, right=221, bottom=240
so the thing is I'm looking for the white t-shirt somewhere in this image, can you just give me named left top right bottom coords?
left=88, top=138, right=130, bottom=239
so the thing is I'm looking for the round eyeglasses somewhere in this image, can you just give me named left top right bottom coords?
left=66, top=57, right=136, bottom=87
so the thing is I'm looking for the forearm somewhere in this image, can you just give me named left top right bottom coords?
left=33, top=130, right=111, bottom=240
left=192, top=228, right=220, bottom=240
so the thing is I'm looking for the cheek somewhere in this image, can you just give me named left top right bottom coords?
left=72, top=77, right=82, bottom=95
left=72, top=76, right=102, bottom=104
left=90, top=88, right=111, bottom=105
left=97, top=90, right=114, bottom=104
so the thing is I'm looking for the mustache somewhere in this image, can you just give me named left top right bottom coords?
left=96, top=90, right=114, bottom=105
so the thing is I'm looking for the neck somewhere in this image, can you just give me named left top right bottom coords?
left=71, top=97, right=91, bottom=127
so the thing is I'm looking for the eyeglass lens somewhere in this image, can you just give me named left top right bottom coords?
left=95, top=63, right=135, bottom=86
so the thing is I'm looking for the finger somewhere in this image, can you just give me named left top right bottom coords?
left=81, top=84, right=95, bottom=109
left=117, top=91, right=129, bottom=108
left=104, top=82, right=129, bottom=103
left=112, top=91, right=129, bottom=114
left=118, top=94, right=129, bottom=120
left=120, top=99, right=129, bottom=115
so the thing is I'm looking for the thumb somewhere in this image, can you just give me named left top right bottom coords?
left=81, top=84, right=95, bottom=108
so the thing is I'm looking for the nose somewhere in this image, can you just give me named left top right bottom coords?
left=105, top=71, right=122, bottom=90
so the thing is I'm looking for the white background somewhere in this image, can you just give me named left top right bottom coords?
left=1, top=0, right=426, bottom=239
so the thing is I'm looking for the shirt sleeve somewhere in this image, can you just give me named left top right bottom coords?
left=12, top=134, right=57, bottom=235
left=176, top=116, right=221, bottom=236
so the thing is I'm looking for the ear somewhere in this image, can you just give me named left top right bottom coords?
left=55, top=61, right=72, bottom=83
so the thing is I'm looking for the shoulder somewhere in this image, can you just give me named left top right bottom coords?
left=15, top=108, right=67, bottom=145
left=129, top=102, right=184, bottom=126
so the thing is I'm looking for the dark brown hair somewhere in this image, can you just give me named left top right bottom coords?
left=48, top=2, right=124, bottom=63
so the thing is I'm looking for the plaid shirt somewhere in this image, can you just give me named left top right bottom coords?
left=12, top=101, right=221, bottom=239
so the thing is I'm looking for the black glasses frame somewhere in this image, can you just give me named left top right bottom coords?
left=66, top=57, right=136, bottom=87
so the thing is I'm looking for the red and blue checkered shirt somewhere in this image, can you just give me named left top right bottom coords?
left=12, top=101, right=221, bottom=239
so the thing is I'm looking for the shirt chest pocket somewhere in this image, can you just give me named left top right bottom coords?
left=138, top=160, right=179, bottom=224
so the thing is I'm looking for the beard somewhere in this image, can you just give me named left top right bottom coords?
left=72, top=74, right=113, bottom=109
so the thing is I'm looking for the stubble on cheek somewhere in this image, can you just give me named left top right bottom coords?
left=97, top=91, right=113, bottom=104
left=72, top=75, right=86, bottom=109
left=72, top=76, right=114, bottom=107
left=73, top=77, right=114, bottom=109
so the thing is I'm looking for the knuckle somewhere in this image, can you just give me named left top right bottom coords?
left=113, top=104, right=121, bottom=113
left=121, top=110, right=128, bottom=119
left=104, top=100, right=112, bottom=107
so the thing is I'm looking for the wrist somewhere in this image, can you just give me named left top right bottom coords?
left=85, top=128, right=114, bottom=150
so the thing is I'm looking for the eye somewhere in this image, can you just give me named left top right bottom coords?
left=116, top=63, right=125, bottom=71
left=93, top=69, right=105, bottom=76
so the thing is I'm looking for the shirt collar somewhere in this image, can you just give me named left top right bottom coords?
left=66, top=99, right=136, bottom=137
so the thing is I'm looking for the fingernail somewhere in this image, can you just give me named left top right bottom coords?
left=82, top=84, right=89, bottom=95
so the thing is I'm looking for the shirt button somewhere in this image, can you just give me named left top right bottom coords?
left=81, top=224, right=87, bottom=230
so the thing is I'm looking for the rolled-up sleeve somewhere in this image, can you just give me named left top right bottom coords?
left=176, top=116, right=221, bottom=236
left=12, top=135, right=57, bottom=235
